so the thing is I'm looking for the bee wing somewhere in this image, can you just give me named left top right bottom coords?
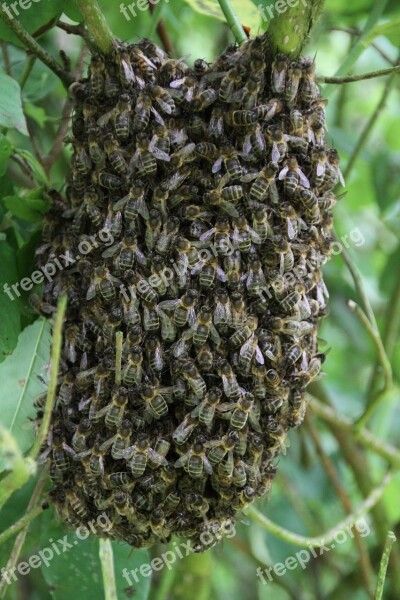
left=113, top=195, right=128, bottom=211
left=248, top=413, right=262, bottom=432
left=121, top=58, right=135, bottom=82
left=214, top=303, right=226, bottom=324
left=240, top=172, right=258, bottom=183
left=246, top=270, right=254, bottom=289
left=203, top=455, right=213, bottom=475
left=187, top=307, right=197, bottom=327
left=86, top=282, right=97, bottom=301
left=134, top=247, right=148, bottom=267
left=97, top=108, right=115, bottom=127
left=170, top=77, right=186, bottom=88
left=271, top=142, right=281, bottom=164
left=255, top=345, right=265, bottom=365
left=171, top=128, right=188, bottom=145
left=210, top=325, right=221, bottom=346
left=135, top=198, right=150, bottom=220
left=102, top=243, right=121, bottom=258
left=221, top=201, right=239, bottom=218
left=185, top=87, right=195, bottom=102
left=148, top=449, right=168, bottom=466
left=175, top=452, right=190, bottom=467
left=249, top=228, right=261, bottom=244
left=200, top=228, right=216, bottom=243
left=182, top=327, right=195, bottom=340
left=316, top=162, right=325, bottom=177
left=240, top=336, right=254, bottom=357
left=287, top=219, right=296, bottom=241
left=216, top=266, right=227, bottom=282
left=99, top=435, right=117, bottom=453
left=151, top=107, right=165, bottom=126
left=211, top=156, right=223, bottom=174
left=216, top=402, right=234, bottom=413
left=278, top=166, right=289, bottom=180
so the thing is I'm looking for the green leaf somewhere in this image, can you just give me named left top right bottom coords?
left=365, top=17, right=400, bottom=46
left=3, top=195, right=46, bottom=222
left=40, top=523, right=151, bottom=600
left=0, top=242, right=22, bottom=363
left=0, top=133, right=13, bottom=176
left=0, top=0, right=65, bottom=45
left=15, top=149, right=49, bottom=185
left=0, top=70, right=28, bottom=135
left=24, top=102, right=49, bottom=128
left=0, top=318, right=51, bottom=472
left=182, top=0, right=261, bottom=34
left=62, top=0, right=83, bottom=22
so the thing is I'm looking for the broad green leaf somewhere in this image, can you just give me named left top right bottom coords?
left=15, top=149, right=49, bottom=185
left=3, top=195, right=46, bottom=222
left=0, top=0, right=65, bottom=45
left=0, top=242, right=22, bottom=363
left=24, top=103, right=49, bottom=128
left=0, top=71, right=28, bottom=135
left=182, top=0, right=261, bottom=35
left=0, top=133, right=13, bottom=177
left=0, top=318, right=51, bottom=472
left=40, top=522, right=151, bottom=600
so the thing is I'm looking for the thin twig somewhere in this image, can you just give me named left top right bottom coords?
left=115, top=332, right=123, bottom=386
left=319, top=64, right=400, bottom=84
left=348, top=300, right=392, bottom=392
left=30, top=295, right=67, bottom=460
left=309, top=396, right=400, bottom=468
left=305, top=416, right=374, bottom=598
left=19, top=55, right=36, bottom=90
left=99, top=539, right=118, bottom=600
left=0, top=41, right=12, bottom=76
left=57, top=20, right=94, bottom=49
left=217, top=0, right=247, bottom=45
left=375, top=532, right=397, bottom=600
left=248, top=472, right=392, bottom=548
left=0, top=467, right=48, bottom=598
left=0, top=6, right=73, bottom=87
left=0, top=504, right=45, bottom=547
left=344, top=69, right=398, bottom=179
left=148, top=1, right=174, bottom=55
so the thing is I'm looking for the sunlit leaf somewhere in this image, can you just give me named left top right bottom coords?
left=0, top=70, right=28, bottom=135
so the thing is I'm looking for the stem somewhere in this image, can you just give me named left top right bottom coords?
left=326, top=0, right=389, bottom=89
left=348, top=301, right=392, bottom=394
left=147, top=1, right=174, bottom=55
left=0, top=504, right=44, bottom=547
left=319, top=64, right=400, bottom=84
left=305, top=416, right=374, bottom=597
left=375, top=532, right=397, bottom=600
left=248, top=472, right=392, bottom=548
left=30, top=295, right=67, bottom=460
left=344, top=70, right=398, bottom=180
left=310, top=397, right=400, bottom=468
left=153, top=566, right=176, bottom=600
left=217, top=0, right=247, bottom=45
left=73, top=0, right=115, bottom=55
left=20, top=56, right=36, bottom=90
left=0, top=6, right=73, bottom=87
left=115, top=332, right=123, bottom=386
left=99, top=539, right=118, bottom=600
left=264, top=0, right=324, bottom=58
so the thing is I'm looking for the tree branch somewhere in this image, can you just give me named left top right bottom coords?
left=73, top=0, right=115, bottom=55
left=0, top=6, right=73, bottom=87
left=217, top=0, right=247, bottom=45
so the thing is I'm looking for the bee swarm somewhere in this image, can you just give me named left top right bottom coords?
left=38, top=33, right=342, bottom=550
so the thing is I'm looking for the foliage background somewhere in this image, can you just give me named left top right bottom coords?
left=0, top=0, right=399, bottom=599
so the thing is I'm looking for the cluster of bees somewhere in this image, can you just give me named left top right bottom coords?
left=36, top=32, right=343, bottom=550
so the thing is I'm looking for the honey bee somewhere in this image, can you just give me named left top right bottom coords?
left=92, top=171, right=124, bottom=189
left=199, top=216, right=232, bottom=256
left=208, top=106, right=224, bottom=139
left=86, top=265, right=120, bottom=302
left=245, top=257, right=266, bottom=295
left=298, top=188, right=320, bottom=223
left=285, top=61, right=302, bottom=104
left=102, top=233, right=147, bottom=270
left=204, top=174, right=242, bottom=218
left=122, top=346, right=143, bottom=385
left=241, top=162, right=279, bottom=204
left=266, top=127, right=288, bottom=164
left=145, top=209, right=162, bottom=250
left=113, top=185, right=149, bottom=221
left=183, top=305, right=221, bottom=346
left=225, top=109, right=258, bottom=127
left=71, top=418, right=92, bottom=453
left=300, top=57, right=319, bottom=102
left=175, top=436, right=213, bottom=479
left=99, top=420, right=133, bottom=460
left=194, top=58, right=209, bottom=75
left=159, top=289, right=197, bottom=328
left=271, top=317, right=314, bottom=338
left=169, top=143, right=196, bottom=169
left=322, top=149, right=345, bottom=190
left=205, top=431, right=239, bottom=465
left=145, top=335, right=166, bottom=372
left=212, top=145, right=243, bottom=181
left=179, top=359, right=207, bottom=399
left=29, top=294, right=56, bottom=317
left=93, top=389, right=128, bottom=429
left=217, top=358, right=242, bottom=401
left=172, top=414, right=198, bottom=445
left=213, top=288, right=232, bottom=327
left=127, top=434, right=169, bottom=477
left=257, top=97, right=283, bottom=122
left=87, top=129, right=106, bottom=168
left=103, top=133, right=127, bottom=174
left=130, top=132, right=157, bottom=176
left=252, top=206, right=272, bottom=242
left=279, top=156, right=310, bottom=196
left=219, top=66, right=243, bottom=101
left=139, top=382, right=172, bottom=420
left=193, top=88, right=218, bottom=111
left=199, top=256, right=227, bottom=289
left=195, top=344, right=214, bottom=371
left=170, top=73, right=198, bottom=103
left=113, top=47, right=135, bottom=85
left=74, top=142, right=92, bottom=176
left=149, top=84, right=176, bottom=115
left=131, top=45, right=157, bottom=78
left=191, top=388, right=222, bottom=428
left=271, top=53, right=288, bottom=95
left=223, top=251, right=243, bottom=290
left=306, top=98, right=327, bottom=130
